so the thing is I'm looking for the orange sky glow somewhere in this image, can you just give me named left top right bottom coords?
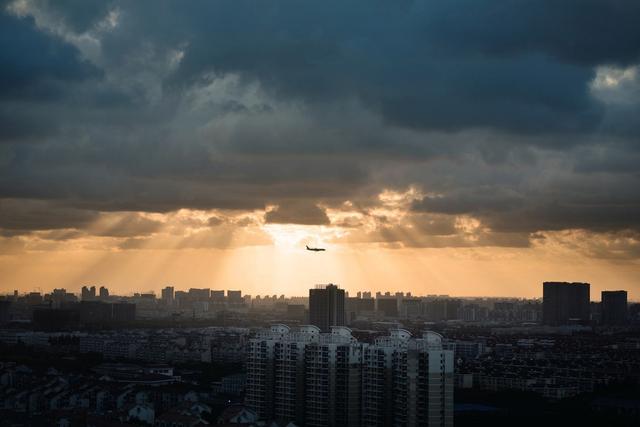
left=2, top=189, right=638, bottom=300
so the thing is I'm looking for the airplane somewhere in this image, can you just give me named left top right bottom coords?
left=306, top=245, right=326, bottom=252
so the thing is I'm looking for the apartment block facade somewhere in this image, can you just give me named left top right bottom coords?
left=246, top=325, right=453, bottom=427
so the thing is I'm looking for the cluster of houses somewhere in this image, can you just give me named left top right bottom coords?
left=0, top=361, right=270, bottom=426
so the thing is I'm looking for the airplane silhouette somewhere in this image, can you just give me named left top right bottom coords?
left=306, top=245, right=326, bottom=252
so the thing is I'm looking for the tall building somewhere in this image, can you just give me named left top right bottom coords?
left=309, top=284, right=345, bottom=332
left=227, top=290, right=243, bottom=302
left=542, top=282, right=590, bottom=325
left=161, top=286, right=174, bottom=306
left=81, top=285, right=96, bottom=301
left=99, top=286, right=109, bottom=299
left=246, top=325, right=453, bottom=427
left=188, top=288, right=210, bottom=301
left=601, top=290, right=628, bottom=326
left=390, top=331, right=454, bottom=427
left=211, top=290, right=225, bottom=301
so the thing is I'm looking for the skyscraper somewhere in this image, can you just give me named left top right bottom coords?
left=601, top=290, right=628, bottom=326
left=542, top=282, right=590, bottom=325
left=309, top=284, right=345, bottom=332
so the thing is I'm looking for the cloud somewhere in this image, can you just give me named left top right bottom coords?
left=0, top=199, right=98, bottom=231
left=87, top=212, right=162, bottom=237
left=0, top=0, right=639, bottom=260
left=265, top=201, right=330, bottom=226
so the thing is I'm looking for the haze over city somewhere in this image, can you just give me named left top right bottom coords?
left=1, top=1, right=640, bottom=298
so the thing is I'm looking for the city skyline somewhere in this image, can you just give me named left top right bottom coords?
left=2, top=1, right=640, bottom=299
left=4, top=282, right=637, bottom=303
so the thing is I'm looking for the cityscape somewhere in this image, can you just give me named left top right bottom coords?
left=1, top=281, right=639, bottom=426
left=2, top=0, right=640, bottom=426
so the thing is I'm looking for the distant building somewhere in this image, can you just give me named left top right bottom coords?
left=188, top=288, right=210, bottom=301
left=400, top=298, right=422, bottom=319
left=543, top=282, right=590, bottom=325
left=34, top=301, right=135, bottom=328
left=211, top=290, right=225, bottom=302
left=81, top=285, right=97, bottom=301
left=601, top=290, right=628, bottom=326
left=286, top=304, right=306, bottom=321
left=161, top=286, right=174, bottom=306
left=175, top=290, right=189, bottom=309
left=47, top=288, right=78, bottom=308
left=309, top=284, right=345, bottom=332
left=227, top=290, right=243, bottom=303
left=32, top=307, right=80, bottom=330
left=112, top=302, right=136, bottom=322
left=376, top=298, right=398, bottom=318
left=99, top=286, right=109, bottom=299
left=424, top=299, right=462, bottom=322
left=0, top=300, right=10, bottom=324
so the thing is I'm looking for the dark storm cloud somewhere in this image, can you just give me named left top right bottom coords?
left=109, top=0, right=622, bottom=134
left=421, top=0, right=640, bottom=66
left=0, top=10, right=98, bottom=100
left=0, top=1, right=639, bottom=241
left=412, top=177, right=640, bottom=234
left=413, top=189, right=525, bottom=216
left=29, top=0, right=114, bottom=33
left=0, top=199, right=98, bottom=231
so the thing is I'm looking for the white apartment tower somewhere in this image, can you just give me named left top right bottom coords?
left=246, top=325, right=453, bottom=427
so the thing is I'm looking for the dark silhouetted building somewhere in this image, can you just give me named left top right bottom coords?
left=112, top=302, right=136, bottom=321
left=81, top=285, right=96, bottom=301
left=376, top=298, right=398, bottom=318
left=79, top=301, right=113, bottom=323
left=161, top=286, right=174, bottom=305
left=33, top=307, right=79, bottom=330
left=211, top=290, right=225, bottom=301
left=0, top=300, right=11, bottom=324
left=424, top=299, right=462, bottom=322
left=99, top=286, right=109, bottom=299
left=47, top=288, right=77, bottom=308
left=543, top=282, right=590, bottom=325
left=227, top=290, right=242, bottom=303
left=601, top=290, right=628, bottom=326
left=32, top=300, right=134, bottom=329
left=309, top=284, right=345, bottom=332
left=286, top=304, right=306, bottom=321
left=26, top=292, right=43, bottom=305
left=188, top=288, right=210, bottom=301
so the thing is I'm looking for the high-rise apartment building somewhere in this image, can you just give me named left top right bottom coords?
left=161, top=286, right=174, bottom=306
left=246, top=325, right=453, bottom=427
left=99, top=286, right=109, bottom=299
left=309, top=284, right=345, bottom=332
left=188, top=288, right=210, bottom=301
left=601, top=290, right=628, bottom=326
left=81, top=285, right=97, bottom=301
left=542, top=282, right=590, bottom=325
left=227, top=290, right=243, bottom=302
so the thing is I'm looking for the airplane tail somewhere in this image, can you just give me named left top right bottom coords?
left=306, top=245, right=310, bottom=249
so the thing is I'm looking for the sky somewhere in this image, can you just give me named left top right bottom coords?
left=1, top=0, right=640, bottom=299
